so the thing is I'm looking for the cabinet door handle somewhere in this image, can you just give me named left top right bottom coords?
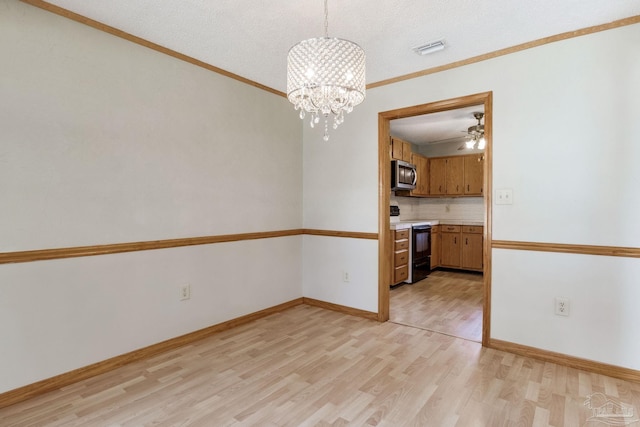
left=465, top=238, right=468, bottom=245
left=454, top=237, right=457, bottom=244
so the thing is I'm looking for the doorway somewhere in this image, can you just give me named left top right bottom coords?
left=377, top=92, right=493, bottom=347
left=390, top=269, right=484, bottom=341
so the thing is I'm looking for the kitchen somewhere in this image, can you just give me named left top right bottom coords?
left=387, top=104, right=486, bottom=342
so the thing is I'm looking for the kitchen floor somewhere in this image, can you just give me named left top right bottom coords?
left=389, top=269, right=483, bottom=342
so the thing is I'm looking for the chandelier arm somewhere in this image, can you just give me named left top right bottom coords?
left=303, top=84, right=354, bottom=112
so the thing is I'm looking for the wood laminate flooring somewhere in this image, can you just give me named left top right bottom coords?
left=2, top=305, right=639, bottom=426
left=390, top=269, right=483, bottom=342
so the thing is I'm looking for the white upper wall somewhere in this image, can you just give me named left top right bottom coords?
left=0, top=0, right=302, bottom=252
left=490, top=26, right=640, bottom=247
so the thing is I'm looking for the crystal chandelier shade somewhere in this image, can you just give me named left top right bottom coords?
left=286, top=1, right=366, bottom=141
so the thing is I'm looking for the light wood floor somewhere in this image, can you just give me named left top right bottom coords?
left=2, top=305, right=639, bottom=426
left=390, top=269, right=483, bottom=342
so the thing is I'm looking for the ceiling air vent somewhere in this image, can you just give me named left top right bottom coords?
left=412, top=39, right=446, bottom=56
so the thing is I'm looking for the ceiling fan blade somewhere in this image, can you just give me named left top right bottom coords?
left=427, top=135, right=469, bottom=145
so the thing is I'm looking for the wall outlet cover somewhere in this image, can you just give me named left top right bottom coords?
left=555, top=297, right=569, bottom=316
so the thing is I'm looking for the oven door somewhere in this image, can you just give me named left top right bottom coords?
left=411, top=225, right=431, bottom=282
left=413, top=259, right=431, bottom=283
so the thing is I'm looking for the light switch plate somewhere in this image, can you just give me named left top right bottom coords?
left=496, top=189, right=513, bottom=205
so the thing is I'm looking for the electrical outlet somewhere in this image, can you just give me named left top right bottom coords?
left=555, top=297, right=569, bottom=316
left=180, top=284, right=191, bottom=301
left=343, top=271, right=350, bottom=282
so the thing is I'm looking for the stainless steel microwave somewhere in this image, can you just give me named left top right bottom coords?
left=391, top=160, right=417, bottom=190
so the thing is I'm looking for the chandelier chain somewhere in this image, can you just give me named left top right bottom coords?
left=324, top=0, right=329, bottom=38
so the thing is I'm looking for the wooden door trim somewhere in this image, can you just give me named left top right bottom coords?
left=378, top=91, right=493, bottom=347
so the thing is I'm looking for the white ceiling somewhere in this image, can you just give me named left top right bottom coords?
left=44, top=0, right=639, bottom=93
left=390, top=105, right=484, bottom=147
left=42, top=0, right=639, bottom=145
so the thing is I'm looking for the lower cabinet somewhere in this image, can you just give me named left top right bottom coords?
left=461, top=226, right=483, bottom=271
left=391, top=229, right=409, bottom=285
left=439, top=224, right=483, bottom=272
left=440, top=225, right=461, bottom=267
left=392, top=224, right=482, bottom=284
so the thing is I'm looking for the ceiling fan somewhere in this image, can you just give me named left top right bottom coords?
left=458, top=112, right=485, bottom=150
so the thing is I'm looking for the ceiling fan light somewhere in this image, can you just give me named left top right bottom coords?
left=465, top=139, right=475, bottom=149
left=477, top=136, right=486, bottom=150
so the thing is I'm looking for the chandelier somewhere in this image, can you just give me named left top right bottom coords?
left=286, top=0, right=366, bottom=141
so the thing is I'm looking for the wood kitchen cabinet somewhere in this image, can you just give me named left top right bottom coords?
left=391, top=229, right=410, bottom=285
left=464, top=154, right=484, bottom=195
left=429, top=156, right=463, bottom=196
left=445, top=156, right=464, bottom=195
left=440, top=225, right=461, bottom=267
left=439, top=224, right=484, bottom=272
left=461, top=225, right=484, bottom=271
left=413, top=154, right=429, bottom=196
left=428, top=158, right=447, bottom=196
left=391, top=137, right=412, bottom=163
left=430, top=225, right=440, bottom=269
left=394, top=150, right=484, bottom=199
left=396, top=152, right=484, bottom=199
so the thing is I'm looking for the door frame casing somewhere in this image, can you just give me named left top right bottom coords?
left=378, top=91, right=493, bottom=346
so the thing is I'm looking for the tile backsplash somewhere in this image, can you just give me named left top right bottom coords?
left=391, top=194, right=484, bottom=222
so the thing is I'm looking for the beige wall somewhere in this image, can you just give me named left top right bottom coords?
left=0, top=0, right=302, bottom=393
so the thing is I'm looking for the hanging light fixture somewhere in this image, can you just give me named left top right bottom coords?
left=286, top=0, right=366, bottom=141
left=465, top=112, right=485, bottom=149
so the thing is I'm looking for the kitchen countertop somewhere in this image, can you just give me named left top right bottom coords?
left=390, top=219, right=484, bottom=230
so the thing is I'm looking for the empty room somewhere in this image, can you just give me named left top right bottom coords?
left=2, top=0, right=640, bottom=425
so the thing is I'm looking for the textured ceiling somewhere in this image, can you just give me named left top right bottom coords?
left=43, top=0, right=640, bottom=93
left=390, top=105, right=484, bottom=147
left=39, top=0, right=640, bottom=145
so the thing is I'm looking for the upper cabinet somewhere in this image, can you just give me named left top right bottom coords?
left=429, top=155, right=467, bottom=196
left=445, top=156, right=464, bottom=196
left=391, top=136, right=484, bottom=198
left=428, top=158, right=447, bottom=196
left=421, top=154, right=484, bottom=197
left=463, top=154, right=484, bottom=195
left=391, top=137, right=412, bottom=163
left=412, top=154, right=430, bottom=196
